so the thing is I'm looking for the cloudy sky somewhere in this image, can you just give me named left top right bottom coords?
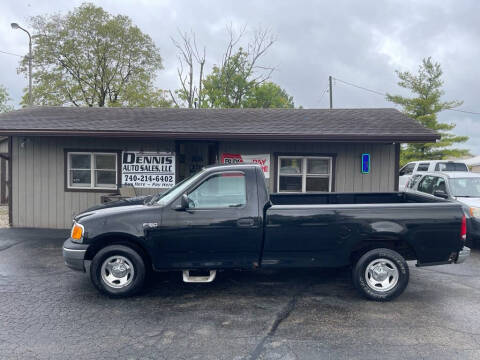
left=1, top=0, right=479, bottom=153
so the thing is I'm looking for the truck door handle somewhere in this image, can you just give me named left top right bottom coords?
left=237, top=218, right=255, bottom=227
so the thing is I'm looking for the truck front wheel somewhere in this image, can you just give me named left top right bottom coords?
left=353, top=248, right=409, bottom=301
left=90, top=244, right=146, bottom=298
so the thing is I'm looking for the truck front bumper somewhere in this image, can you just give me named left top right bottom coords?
left=63, top=238, right=89, bottom=272
left=455, top=246, right=471, bottom=264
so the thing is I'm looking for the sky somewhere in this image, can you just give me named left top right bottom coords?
left=1, top=0, right=479, bottom=153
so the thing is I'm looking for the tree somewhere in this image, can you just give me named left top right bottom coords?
left=170, top=30, right=205, bottom=108
left=19, top=3, right=167, bottom=107
left=0, top=85, right=13, bottom=113
left=170, top=26, right=294, bottom=109
left=201, top=27, right=276, bottom=108
left=244, top=82, right=294, bottom=108
left=387, top=57, right=470, bottom=165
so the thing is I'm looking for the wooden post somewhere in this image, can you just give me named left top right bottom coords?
left=0, top=157, right=6, bottom=204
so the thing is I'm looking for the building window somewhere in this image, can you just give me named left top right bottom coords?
left=67, top=152, right=118, bottom=190
left=278, top=156, right=332, bottom=192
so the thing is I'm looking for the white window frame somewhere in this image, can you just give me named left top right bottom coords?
left=67, top=152, right=118, bottom=190
left=277, top=156, right=332, bottom=193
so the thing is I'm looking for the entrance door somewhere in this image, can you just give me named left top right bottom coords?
left=177, top=141, right=218, bottom=181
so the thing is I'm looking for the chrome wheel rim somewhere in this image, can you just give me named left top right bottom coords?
left=364, top=258, right=399, bottom=292
left=101, top=255, right=135, bottom=289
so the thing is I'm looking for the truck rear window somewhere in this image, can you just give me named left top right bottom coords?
left=434, top=162, right=468, bottom=171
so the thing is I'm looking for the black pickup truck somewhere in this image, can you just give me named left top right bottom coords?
left=63, top=164, right=470, bottom=301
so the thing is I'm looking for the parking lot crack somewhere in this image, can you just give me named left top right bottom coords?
left=0, top=240, right=23, bottom=252
left=247, top=283, right=309, bottom=360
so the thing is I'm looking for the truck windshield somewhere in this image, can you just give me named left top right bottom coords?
left=150, top=170, right=206, bottom=206
left=450, top=178, right=480, bottom=197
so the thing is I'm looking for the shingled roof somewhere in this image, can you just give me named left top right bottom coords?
left=0, top=106, right=439, bottom=142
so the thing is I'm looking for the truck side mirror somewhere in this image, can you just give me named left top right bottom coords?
left=433, top=190, right=449, bottom=199
left=174, top=194, right=190, bottom=211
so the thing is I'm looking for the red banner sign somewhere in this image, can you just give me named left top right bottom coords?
left=221, top=153, right=270, bottom=178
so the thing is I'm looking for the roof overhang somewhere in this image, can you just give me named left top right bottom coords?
left=0, top=129, right=440, bottom=143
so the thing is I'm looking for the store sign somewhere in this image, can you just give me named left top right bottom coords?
left=122, top=152, right=175, bottom=188
left=221, top=153, right=270, bottom=178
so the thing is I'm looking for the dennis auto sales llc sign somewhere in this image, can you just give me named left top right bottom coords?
left=122, top=152, right=175, bottom=188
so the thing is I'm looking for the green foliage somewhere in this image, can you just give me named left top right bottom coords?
left=202, top=49, right=254, bottom=108
left=387, top=57, right=470, bottom=166
left=201, top=49, right=294, bottom=108
left=19, top=2, right=168, bottom=107
left=0, top=85, right=13, bottom=113
left=244, top=82, right=294, bottom=108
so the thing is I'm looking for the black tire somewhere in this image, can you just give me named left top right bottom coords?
left=352, top=248, right=409, bottom=301
left=90, top=244, right=146, bottom=298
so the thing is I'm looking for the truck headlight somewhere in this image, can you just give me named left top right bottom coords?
left=71, top=222, right=85, bottom=243
left=469, top=207, right=480, bottom=218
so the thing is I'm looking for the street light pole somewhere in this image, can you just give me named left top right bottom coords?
left=11, top=22, right=32, bottom=106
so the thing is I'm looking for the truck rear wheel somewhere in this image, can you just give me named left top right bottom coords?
left=90, top=244, right=146, bottom=298
left=352, top=248, right=409, bottom=301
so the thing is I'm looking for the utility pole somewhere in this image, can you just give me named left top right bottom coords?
left=329, top=75, right=333, bottom=109
left=11, top=22, right=32, bottom=106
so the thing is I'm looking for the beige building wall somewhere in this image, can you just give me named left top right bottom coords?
left=10, top=136, right=397, bottom=229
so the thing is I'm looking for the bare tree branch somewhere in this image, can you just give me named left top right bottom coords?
left=171, top=29, right=207, bottom=108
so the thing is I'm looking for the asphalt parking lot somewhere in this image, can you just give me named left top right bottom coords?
left=1, top=228, right=480, bottom=360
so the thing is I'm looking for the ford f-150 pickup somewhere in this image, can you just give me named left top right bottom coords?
left=63, top=164, right=470, bottom=301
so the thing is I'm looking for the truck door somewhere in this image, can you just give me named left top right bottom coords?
left=149, top=169, right=263, bottom=269
left=398, top=163, right=416, bottom=190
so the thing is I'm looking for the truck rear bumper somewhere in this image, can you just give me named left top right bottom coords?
left=416, top=246, right=471, bottom=267
left=455, top=247, right=471, bottom=264
left=63, top=239, right=89, bottom=272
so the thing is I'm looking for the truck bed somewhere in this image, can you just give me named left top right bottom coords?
left=270, top=191, right=444, bottom=205
left=265, top=191, right=463, bottom=268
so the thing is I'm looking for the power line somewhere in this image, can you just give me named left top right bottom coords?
left=333, top=77, right=386, bottom=97
left=446, top=108, right=480, bottom=115
left=332, top=76, right=480, bottom=115
left=0, top=49, right=23, bottom=57
left=318, top=84, right=329, bottom=104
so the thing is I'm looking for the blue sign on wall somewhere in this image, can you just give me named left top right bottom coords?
left=361, top=153, right=370, bottom=174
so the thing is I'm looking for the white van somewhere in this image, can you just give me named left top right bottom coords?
left=398, top=160, right=469, bottom=190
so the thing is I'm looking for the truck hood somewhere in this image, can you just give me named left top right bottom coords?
left=81, top=195, right=154, bottom=213
left=74, top=202, right=154, bottom=222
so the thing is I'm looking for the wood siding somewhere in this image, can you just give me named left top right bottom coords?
left=11, top=136, right=174, bottom=229
left=11, top=137, right=397, bottom=229
left=219, top=141, right=397, bottom=193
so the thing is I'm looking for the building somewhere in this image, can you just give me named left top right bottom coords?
left=0, top=107, right=438, bottom=229
left=463, top=156, right=480, bottom=172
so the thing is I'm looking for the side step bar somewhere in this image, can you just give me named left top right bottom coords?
left=182, top=270, right=217, bottom=283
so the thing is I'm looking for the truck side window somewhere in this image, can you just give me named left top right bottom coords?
left=417, top=175, right=437, bottom=194
left=188, top=172, right=247, bottom=209
left=416, top=163, right=430, bottom=172
left=399, top=163, right=415, bottom=176
left=432, top=177, right=447, bottom=194
left=435, top=162, right=468, bottom=171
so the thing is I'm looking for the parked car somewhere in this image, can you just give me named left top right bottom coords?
left=63, top=164, right=469, bottom=301
left=399, top=160, right=469, bottom=190
left=406, top=171, right=480, bottom=247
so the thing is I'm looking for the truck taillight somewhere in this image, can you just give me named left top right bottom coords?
left=461, top=214, right=467, bottom=241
